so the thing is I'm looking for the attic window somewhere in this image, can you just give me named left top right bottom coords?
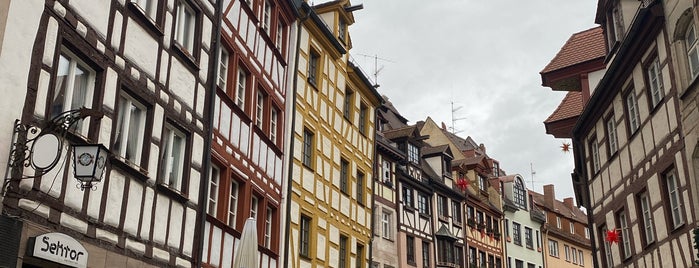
left=338, top=18, right=347, bottom=43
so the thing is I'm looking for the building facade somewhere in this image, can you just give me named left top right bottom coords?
left=284, top=1, right=381, bottom=267
left=201, top=0, right=295, bottom=267
left=500, top=175, right=545, bottom=268
left=531, top=185, right=592, bottom=268
left=0, top=0, right=218, bottom=266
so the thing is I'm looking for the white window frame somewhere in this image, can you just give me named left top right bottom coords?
left=264, top=206, right=272, bottom=247
left=578, top=250, right=584, bottom=266
left=228, top=180, right=239, bottom=228
left=640, top=192, right=655, bottom=244
left=53, top=50, right=96, bottom=136
left=686, top=23, right=699, bottom=79
left=256, top=91, right=264, bottom=129
left=217, top=47, right=229, bottom=88
left=604, top=240, right=613, bottom=267
left=160, top=124, right=186, bottom=192
left=381, top=211, right=391, bottom=239
left=408, top=143, right=419, bottom=163
left=569, top=222, right=575, bottom=234
left=548, top=239, right=558, bottom=257
left=619, top=211, right=631, bottom=258
left=250, top=195, right=258, bottom=219
left=572, top=247, right=577, bottom=264
left=647, top=57, right=664, bottom=108
left=114, top=93, right=147, bottom=166
left=208, top=164, right=220, bottom=216
left=236, top=68, right=247, bottom=108
left=133, top=0, right=157, bottom=20
left=606, top=116, right=617, bottom=154
left=590, top=138, right=600, bottom=173
left=175, top=0, right=196, bottom=53
left=564, top=245, right=570, bottom=261
left=382, top=159, right=391, bottom=182
left=262, top=0, right=272, bottom=34
left=270, top=108, right=278, bottom=143
left=276, top=21, right=284, bottom=50
left=585, top=228, right=590, bottom=239
left=666, top=171, right=684, bottom=228
left=626, top=92, right=641, bottom=133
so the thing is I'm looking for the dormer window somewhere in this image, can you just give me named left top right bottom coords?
left=605, top=1, right=624, bottom=48
left=408, top=143, right=419, bottom=163
left=479, top=175, right=487, bottom=192
left=338, top=18, right=347, bottom=43
left=443, top=158, right=451, bottom=177
left=514, top=178, right=526, bottom=209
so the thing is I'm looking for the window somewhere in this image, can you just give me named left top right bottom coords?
left=270, top=107, right=278, bottom=143
left=548, top=239, right=559, bottom=257
left=382, top=159, right=391, bottom=183
left=686, top=23, right=699, bottom=79
left=299, top=215, right=311, bottom=257
left=437, top=239, right=454, bottom=264
left=408, top=143, right=419, bottom=163
left=570, top=222, right=575, bottom=234
left=217, top=47, right=229, bottom=88
left=403, top=186, right=413, bottom=208
left=344, top=89, right=353, bottom=120
left=564, top=245, right=570, bottom=261
left=160, top=124, right=187, bottom=192
left=584, top=228, right=590, bottom=239
left=356, top=243, right=364, bottom=268
left=572, top=247, right=578, bottom=264
left=606, top=116, right=618, bottom=155
left=665, top=170, right=684, bottom=228
left=589, top=138, right=600, bottom=174
left=275, top=21, right=285, bottom=50
left=250, top=195, right=258, bottom=219
left=479, top=175, right=487, bottom=192
left=524, top=227, right=533, bottom=249
left=504, top=219, right=509, bottom=237
left=338, top=17, right=347, bottom=42
left=208, top=164, right=220, bottom=216
left=452, top=201, right=462, bottom=224
left=599, top=225, right=613, bottom=267
left=422, top=241, right=430, bottom=268
left=357, top=171, right=365, bottom=204
left=468, top=247, right=476, bottom=266
left=262, top=0, right=272, bottom=34
left=512, top=222, right=521, bottom=246
left=556, top=216, right=561, bottom=229
left=467, top=206, right=475, bottom=223
left=302, top=128, right=314, bottom=168
left=514, top=178, right=526, bottom=208
left=515, top=259, right=523, bottom=268
left=174, top=0, right=196, bottom=53
left=407, top=236, right=415, bottom=264
left=417, top=193, right=429, bottom=215
left=114, top=93, right=147, bottom=166
left=437, top=195, right=448, bottom=218
left=639, top=191, right=655, bottom=244
left=478, top=251, right=486, bottom=268
left=308, top=49, right=320, bottom=85
left=617, top=210, right=631, bottom=259
left=381, top=211, right=391, bottom=239
left=579, top=250, right=584, bottom=266
left=236, top=68, right=248, bottom=108
left=339, top=235, right=348, bottom=268
left=264, top=206, right=273, bottom=247
left=625, top=90, right=641, bottom=133
left=647, top=56, right=664, bottom=108
left=536, top=230, right=540, bottom=248
left=227, top=180, right=239, bottom=228
left=52, top=51, right=96, bottom=134
left=134, top=0, right=157, bottom=20
left=606, top=1, right=624, bottom=47
left=256, top=90, right=265, bottom=129
left=340, top=158, right=349, bottom=195
left=359, top=103, right=368, bottom=135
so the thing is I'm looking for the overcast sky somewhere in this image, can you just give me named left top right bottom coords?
left=347, top=1, right=599, bottom=202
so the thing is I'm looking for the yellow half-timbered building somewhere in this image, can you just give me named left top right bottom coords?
left=285, top=1, right=381, bottom=267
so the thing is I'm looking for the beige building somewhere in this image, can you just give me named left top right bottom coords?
left=531, top=185, right=592, bottom=268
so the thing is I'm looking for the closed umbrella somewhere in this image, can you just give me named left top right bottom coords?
left=233, top=217, right=258, bottom=268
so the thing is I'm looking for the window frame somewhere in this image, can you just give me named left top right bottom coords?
left=524, top=226, right=533, bottom=249
left=624, top=87, right=641, bottom=135
left=227, top=178, right=239, bottom=228
left=114, top=92, right=148, bottom=167
left=208, top=163, right=220, bottom=216
left=159, top=123, right=189, bottom=193
left=255, top=89, right=266, bottom=129
left=548, top=239, right=559, bottom=257
left=605, top=114, right=618, bottom=156
left=339, top=234, right=348, bottom=268
left=235, top=66, right=249, bottom=110
left=512, top=222, right=521, bottom=246
left=308, top=49, right=320, bottom=86
left=51, top=49, right=98, bottom=136
left=513, top=178, right=526, bottom=209
left=417, top=192, right=429, bottom=215
left=686, top=23, right=699, bottom=80
left=406, top=235, right=416, bottom=265
left=217, top=46, right=229, bottom=89
left=356, top=170, right=365, bottom=205
left=359, top=102, right=368, bottom=136
left=644, top=54, right=664, bottom=109
left=302, top=128, right=314, bottom=169
left=637, top=191, right=655, bottom=246
left=340, top=158, right=349, bottom=195
left=299, top=214, right=312, bottom=258
left=664, top=168, right=685, bottom=229
left=173, top=0, right=199, bottom=57
left=264, top=205, right=273, bottom=247
left=343, top=89, right=353, bottom=121
left=616, top=209, right=632, bottom=259
left=381, top=210, right=392, bottom=239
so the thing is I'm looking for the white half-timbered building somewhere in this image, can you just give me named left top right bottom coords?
left=201, top=0, right=295, bottom=267
left=0, top=0, right=218, bottom=267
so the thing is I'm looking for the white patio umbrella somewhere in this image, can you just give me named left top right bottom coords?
left=233, top=217, right=258, bottom=268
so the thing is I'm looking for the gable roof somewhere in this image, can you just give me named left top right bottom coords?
left=541, top=27, right=606, bottom=73
left=545, top=91, right=584, bottom=123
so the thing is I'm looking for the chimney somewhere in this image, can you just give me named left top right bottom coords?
left=563, top=197, right=575, bottom=210
left=441, top=122, right=447, bottom=130
left=479, top=143, right=486, bottom=154
left=543, top=184, right=555, bottom=207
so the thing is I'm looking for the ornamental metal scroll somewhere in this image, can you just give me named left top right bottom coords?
left=5, top=108, right=103, bottom=180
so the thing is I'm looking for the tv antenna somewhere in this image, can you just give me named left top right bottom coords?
left=356, top=53, right=395, bottom=88
left=450, top=101, right=466, bottom=134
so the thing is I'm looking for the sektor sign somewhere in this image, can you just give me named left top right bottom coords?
left=28, top=232, right=88, bottom=268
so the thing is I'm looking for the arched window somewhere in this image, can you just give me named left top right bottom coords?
left=514, top=178, right=526, bottom=209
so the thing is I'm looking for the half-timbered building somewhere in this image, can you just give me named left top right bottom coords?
left=284, top=1, right=381, bottom=267
left=0, top=0, right=218, bottom=267
left=201, top=0, right=295, bottom=267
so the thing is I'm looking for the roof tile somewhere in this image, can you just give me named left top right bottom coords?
left=541, top=27, right=606, bottom=73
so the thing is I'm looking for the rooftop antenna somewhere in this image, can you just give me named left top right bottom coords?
left=357, top=53, right=394, bottom=88
left=450, top=101, right=466, bottom=134
left=530, top=162, right=536, bottom=190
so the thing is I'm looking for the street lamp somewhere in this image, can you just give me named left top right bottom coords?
left=3, top=108, right=107, bottom=193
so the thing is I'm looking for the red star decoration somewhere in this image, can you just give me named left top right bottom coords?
left=456, top=177, right=469, bottom=192
left=605, top=229, right=621, bottom=244
left=561, top=142, right=572, bottom=153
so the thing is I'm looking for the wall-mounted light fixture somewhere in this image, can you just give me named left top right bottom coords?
left=3, top=107, right=107, bottom=192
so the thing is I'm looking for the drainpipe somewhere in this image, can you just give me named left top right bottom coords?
left=195, top=0, right=223, bottom=266
left=282, top=1, right=309, bottom=267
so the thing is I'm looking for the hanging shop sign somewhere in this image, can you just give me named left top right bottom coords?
left=27, top=232, right=88, bottom=268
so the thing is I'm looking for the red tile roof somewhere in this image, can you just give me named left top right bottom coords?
left=541, top=27, right=606, bottom=73
left=545, top=91, right=583, bottom=123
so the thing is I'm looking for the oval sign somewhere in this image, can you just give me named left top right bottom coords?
left=31, top=134, right=61, bottom=170
left=31, top=232, right=88, bottom=268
